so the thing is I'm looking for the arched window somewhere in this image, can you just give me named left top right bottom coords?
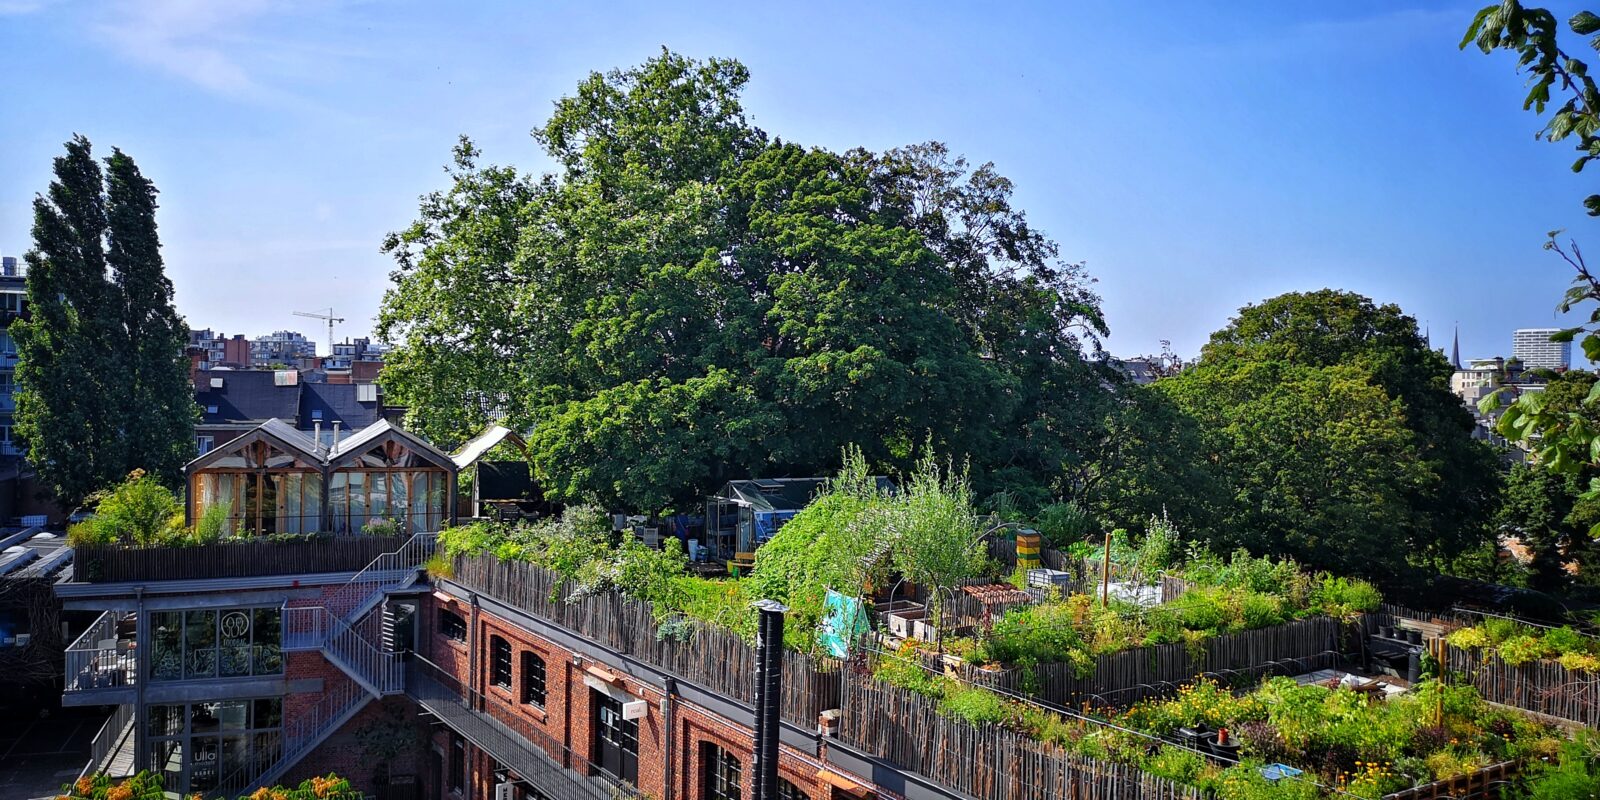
left=778, top=779, right=808, bottom=800
left=520, top=650, right=547, bottom=707
left=701, top=742, right=741, bottom=800
left=490, top=635, right=512, bottom=689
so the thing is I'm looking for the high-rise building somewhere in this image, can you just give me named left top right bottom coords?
left=0, top=256, right=27, bottom=458
left=250, top=330, right=317, bottom=366
left=1512, top=327, right=1571, bottom=370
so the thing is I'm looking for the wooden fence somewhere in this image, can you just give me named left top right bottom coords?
left=950, top=616, right=1347, bottom=708
left=1382, top=759, right=1520, bottom=800
left=1444, top=644, right=1600, bottom=728
left=72, top=535, right=407, bottom=582
left=450, top=555, right=841, bottom=726
left=840, top=674, right=1204, bottom=800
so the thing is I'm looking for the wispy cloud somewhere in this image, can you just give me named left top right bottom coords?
left=0, top=0, right=56, bottom=14
left=92, top=0, right=312, bottom=97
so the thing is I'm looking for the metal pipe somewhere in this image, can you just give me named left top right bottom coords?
left=751, top=600, right=786, bottom=800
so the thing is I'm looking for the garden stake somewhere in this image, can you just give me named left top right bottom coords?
left=1100, top=532, right=1111, bottom=606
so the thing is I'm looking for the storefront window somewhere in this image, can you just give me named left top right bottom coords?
left=147, top=698, right=283, bottom=796
left=149, top=607, right=283, bottom=682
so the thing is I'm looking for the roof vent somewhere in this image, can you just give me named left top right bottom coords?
left=210, top=377, right=224, bottom=389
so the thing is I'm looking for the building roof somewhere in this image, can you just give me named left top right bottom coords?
left=711, top=477, right=894, bottom=513
left=300, top=382, right=380, bottom=433
left=451, top=424, right=527, bottom=469
left=195, top=370, right=301, bottom=426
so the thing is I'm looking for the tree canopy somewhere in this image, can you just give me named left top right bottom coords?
left=1156, top=290, right=1501, bottom=579
left=14, top=136, right=196, bottom=506
left=379, top=52, right=1114, bottom=511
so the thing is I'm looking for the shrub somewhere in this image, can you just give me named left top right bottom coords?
left=939, top=686, right=1008, bottom=726
left=1309, top=575, right=1381, bottom=617
left=1559, top=652, right=1600, bottom=672
left=1142, top=745, right=1208, bottom=784
left=1497, top=634, right=1550, bottom=666
left=361, top=517, right=402, bottom=537
left=191, top=500, right=232, bottom=543
left=1033, top=501, right=1095, bottom=548
left=67, top=470, right=185, bottom=547
left=62, top=770, right=361, bottom=799
left=1540, top=626, right=1589, bottom=656
left=1445, top=626, right=1491, bottom=650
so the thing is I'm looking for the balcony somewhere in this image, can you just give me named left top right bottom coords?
left=64, top=611, right=137, bottom=704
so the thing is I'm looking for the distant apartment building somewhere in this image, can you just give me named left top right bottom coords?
left=251, top=330, right=317, bottom=367
left=325, top=337, right=389, bottom=370
left=187, top=328, right=252, bottom=368
left=1512, top=327, right=1571, bottom=370
left=0, top=256, right=26, bottom=459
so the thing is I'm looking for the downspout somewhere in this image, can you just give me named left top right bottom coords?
left=661, top=677, right=677, bottom=800
left=468, top=593, right=481, bottom=711
left=133, top=587, right=147, bottom=775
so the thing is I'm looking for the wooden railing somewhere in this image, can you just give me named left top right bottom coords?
left=451, top=555, right=842, bottom=726
left=71, top=535, right=408, bottom=582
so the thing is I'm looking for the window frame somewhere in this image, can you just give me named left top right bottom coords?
left=701, top=742, right=742, bottom=800
left=439, top=609, right=467, bottom=643
left=520, top=650, right=547, bottom=707
left=489, top=635, right=512, bottom=690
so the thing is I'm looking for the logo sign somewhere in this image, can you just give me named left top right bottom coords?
left=621, top=700, right=648, bottom=721
left=220, top=611, right=251, bottom=640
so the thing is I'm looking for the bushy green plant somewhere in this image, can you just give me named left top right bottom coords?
left=191, top=500, right=232, bottom=543
left=361, top=516, right=402, bottom=537
left=67, top=470, right=185, bottom=546
left=1141, top=745, right=1209, bottom=785
left=1133, top=512, right=1183, bottom=575
left=1033, top=501, right=1095, bottom=548
left=939, top=686, right=1008, bottom=726
left=1521, top=734, right=1600, bottom=800
left=1309, top=575, right=1382, bottom=618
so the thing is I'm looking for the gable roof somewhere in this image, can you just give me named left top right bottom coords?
left=451, top=424, right=527, bottom=469
left=327, top=419, right=456, bottom=472
left=195, top=370, right=300, bottom=425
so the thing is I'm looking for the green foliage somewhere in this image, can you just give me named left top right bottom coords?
left=67, top=470, right=184, bottom=546
left=1031, top=501, right=1095, bottom=548
left=16, top=137, right=196, bottom=508
left=191, top=500, right=231, bottom=544
left=938, top=686, right=1008, bottom=726
left=1309, top=576, right=1383, bottom=619
left=1446, top=620, right=1600, bottom=670
left=378, top=52, right=1115, bottom=513
left=1162, top=290, right=1499, bottom=579
left=1520, top=733, right=1600, bottom=799
left=361, top=517, right=403, bottom=537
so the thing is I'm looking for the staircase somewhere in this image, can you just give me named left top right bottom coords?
left=210, top=532, right=437, bottom=797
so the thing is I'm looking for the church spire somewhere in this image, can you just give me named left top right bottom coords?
left=1451, top=324, right=1462, bottom=370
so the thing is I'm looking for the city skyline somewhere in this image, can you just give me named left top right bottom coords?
left=2, top=1, right=1597, bottom=366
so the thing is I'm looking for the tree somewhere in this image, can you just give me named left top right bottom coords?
left=13, top=136, right=123, bottom=507
left=1194, top=290, right=1502, bottom=565
left=14, top=137, right=196, bottom=507
left=379, top=52, right=1112, bottom=511
left=1159, top=360, right=1432, bottom=579
left=105, top=149, right=198, bottom=485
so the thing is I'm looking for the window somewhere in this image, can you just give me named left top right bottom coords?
left=439, top=609, right=466, bottom=643
left=205, top=404, right=219, bottom=414
left=520, top=651, right=547, bottom=707
left=490, top=636, right=512, bottom=690
left=144, top=698, right=282, bottom=795
left=196, top=436, right=214, bottom=455
left=149, top=607, right=282, bottom=682
left=778, top=779, right=808, bottom=800
left=449, top=735, right=465, bottom=794
left=701, top=743, right=741, bottom=800
left=591, top=692, right=638, bottom=785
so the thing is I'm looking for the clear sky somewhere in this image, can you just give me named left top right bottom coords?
left=1, top=0, right=1596, bottom=362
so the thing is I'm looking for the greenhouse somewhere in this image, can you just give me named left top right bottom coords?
left=185, top=418, right=457, bottom=535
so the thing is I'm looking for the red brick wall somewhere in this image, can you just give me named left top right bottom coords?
left=420, top=594, right=830, bottom=800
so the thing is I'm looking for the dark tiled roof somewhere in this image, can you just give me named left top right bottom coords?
left=300, top=382, right=380, bottom=433
left=195, top=371, right=300, bottom=425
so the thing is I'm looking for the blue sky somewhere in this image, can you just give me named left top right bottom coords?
left=0, top=1, right=1595, bottom=362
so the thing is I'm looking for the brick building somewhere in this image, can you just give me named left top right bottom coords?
left=58, top=418, right=952, bottom=800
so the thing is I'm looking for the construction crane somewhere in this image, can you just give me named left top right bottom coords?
left=293, top=308, right=344, bottom=356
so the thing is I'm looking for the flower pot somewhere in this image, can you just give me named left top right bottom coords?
left=1406, top=629, right=1422, bottom=645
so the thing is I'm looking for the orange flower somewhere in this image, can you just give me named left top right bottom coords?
left=74, top=776, right=94, bottom=795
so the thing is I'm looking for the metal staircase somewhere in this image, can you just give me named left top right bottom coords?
left=210, top=532, right=437, bottom=797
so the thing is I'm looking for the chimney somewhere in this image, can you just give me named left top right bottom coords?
left=331, top=420, right=341, bottom=447
left=314, top=420, right=322, bottom=446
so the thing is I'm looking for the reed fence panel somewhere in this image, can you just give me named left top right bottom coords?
left=1381, top=759, right=1520, bottom=800
left=451, top=555, right=840, bottom=725
left=949, top=616, right=1346, bottom=709
left=840, top=673, right=1204, bottom=800
left=73, top=536, right=406, bottom=582
left=1443, top=645, right=1600, bottom=727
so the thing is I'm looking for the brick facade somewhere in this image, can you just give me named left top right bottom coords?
left=419, top=594, right=836, bottom=800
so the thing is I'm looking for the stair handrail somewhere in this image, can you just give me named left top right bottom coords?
left=324, top=531, right=437, bottom=622
left=207, top=678, right=368, bottom=797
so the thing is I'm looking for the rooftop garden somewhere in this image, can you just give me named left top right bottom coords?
left=872, top=650, right=1596, bottom=800
left=1444, top=618, right=1600, bottom=672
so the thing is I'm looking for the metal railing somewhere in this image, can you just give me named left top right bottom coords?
left=406, top=656, right=642, bottom=800
left=324, top=531, right=437, bottom=622
left=65, top=611, right=135, bottom=693
left=282, top=605, right=403, bottom=695
left=208, top=679, right=369, bottom=798
left=76, top=703, right=134, bottom=784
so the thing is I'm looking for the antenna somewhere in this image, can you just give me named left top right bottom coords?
left=292, top=308, right=345, bottom=357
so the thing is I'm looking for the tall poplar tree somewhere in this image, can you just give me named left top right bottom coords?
left=105, top=148, right=197, bottom=484
left=14, top=136, right=194, bottom=507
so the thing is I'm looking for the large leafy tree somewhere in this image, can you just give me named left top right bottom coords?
left=15, top=136, right=196, bottom=506
left=1158, top=291, right=1501, bottom=578
left=379, top=52, right=1111, bottom=511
